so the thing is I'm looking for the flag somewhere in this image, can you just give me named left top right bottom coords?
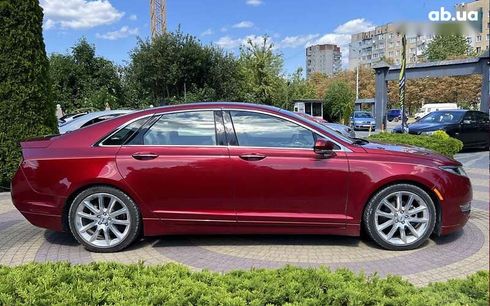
left=399, top=35, right=407, bottom=132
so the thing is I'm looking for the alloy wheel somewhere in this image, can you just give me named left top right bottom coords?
left=74, top=193, right=131, bottom=248
left=374, top=191, right=430, bottom=246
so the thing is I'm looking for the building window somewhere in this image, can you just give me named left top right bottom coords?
left=487, top=34, right=490, bottom=41
left=476, top=35, right=482, bottom=42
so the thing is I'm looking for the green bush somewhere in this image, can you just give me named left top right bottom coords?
left=0, top=263, right=487, bottom=305
left=368, top=131, right=463, bottom=157
left=0, top=0, right=58, bottom=188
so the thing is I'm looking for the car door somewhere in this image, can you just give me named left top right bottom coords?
left=460, top=111, right=478, bottom=147
left=116, top=110, right=234, bottom=223
left=474, top=112, right=490, bottom=148
left=224, top=110, right=350, bottom=227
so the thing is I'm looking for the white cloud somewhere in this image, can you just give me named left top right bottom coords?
left=40, top=0, right=124, bottom=29
left=96, top=26, right=138, bottom=40
left=215, top=36, right=242, bottom=49
left=334, top=18, right=375, bottom=34
left=232, top=21, right=254, bottom=28
left=246, top=0, right=263, bottom=6
left=220, top=27, right=228, bottom=32
left=215, top=35, right=271, bottom=49
left=201, top=28, right=214, bottom=36
left=129, top=14, right=137, bottom=21
left=309, top=18, right=376, bottom=67
left=279, top=34, right=320, bottom=48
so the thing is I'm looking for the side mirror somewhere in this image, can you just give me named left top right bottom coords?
left=314, top=138, right=336, bottom=158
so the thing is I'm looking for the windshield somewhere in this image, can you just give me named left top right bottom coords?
left=354, top=112, right=372, bottom=118
left=418, top=111, right=463, bottom=124
left=284, top=109, right=354, bottom=144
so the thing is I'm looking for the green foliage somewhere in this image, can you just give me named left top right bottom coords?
left=49, top=38, right=124, bottom=113
left=424, top=35, right=474, bottom=61
left=126, top=30, right=242, bottom=106
left=324, top=80, right=355, bottom=124
left=0, top=0, right=58, bottom=188
left=368, top=131, right=464, bottom=157
left=238, top=36, right=285, bottom=106
left=0, top=263, right=487, bottom=305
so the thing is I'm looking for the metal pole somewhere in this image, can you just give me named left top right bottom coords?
left=399, top=35, right=407, bottom=132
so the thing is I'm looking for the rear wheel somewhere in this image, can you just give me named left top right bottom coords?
left=363, top=184, right=436, bottom=250
left=68, top=186, right=141, bottom=252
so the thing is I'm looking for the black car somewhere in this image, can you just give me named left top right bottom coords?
left=393, top=110, right=489, bottom=149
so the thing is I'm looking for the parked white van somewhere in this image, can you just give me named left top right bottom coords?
left=414, top=103, right=458, bottom=119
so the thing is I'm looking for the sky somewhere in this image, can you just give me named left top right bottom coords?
left=40, top=0, right=465, bottom=74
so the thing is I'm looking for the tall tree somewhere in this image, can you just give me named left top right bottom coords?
left=324, top=80, right=355, bottom=124
left=0, top=0, right=58, bottom=187
left=49, top=38, right=124, bottom=113
left=424, top=34, right=474, bottom=61
left=125, top=30, right=241, bottom=106
left=238, top=36, right=284, bottom=105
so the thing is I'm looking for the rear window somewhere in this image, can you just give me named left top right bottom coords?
left=101, top=117, right=149, bottom=146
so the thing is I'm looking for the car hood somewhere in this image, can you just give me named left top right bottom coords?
left=361, top=141, right=459, bottom=165
left=353, top=118, right=375, bottom=122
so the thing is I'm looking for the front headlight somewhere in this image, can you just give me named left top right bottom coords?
left=420, top=131, right=436, bottom=135
left=439, top=166, right=468, bottom=177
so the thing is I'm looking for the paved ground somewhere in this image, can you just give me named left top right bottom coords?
left=0, top=150, right=487, bottom=286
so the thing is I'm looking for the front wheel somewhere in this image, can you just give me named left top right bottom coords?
left=363, top=184, right=436, bottom=250
left=68, top=186, right=141, bottom=252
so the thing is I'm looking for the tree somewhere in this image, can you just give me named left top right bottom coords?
left=0, top=0, right=58, bottom=187
left=125, top=30, right=241, bottom=106
left=324, top=80, right=355, bottom=124
left=238, top=36, right=284, bottom=105
left=49, top=38, right=124, bottom=112
left=424, top=35, right=474, bottom=61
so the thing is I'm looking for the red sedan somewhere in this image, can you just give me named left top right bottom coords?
left=11, top=103, right=472, bottom=252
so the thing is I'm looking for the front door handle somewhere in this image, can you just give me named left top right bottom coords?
left=239, top=153, right=266, bottom=161
left=132, top=152, right=159, bottom=160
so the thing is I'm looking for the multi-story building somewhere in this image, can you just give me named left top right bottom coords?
left=456, top=0, right=490, bottom=53
left=348, top=23, right=432, bottom=70
left=306, top=44, right=341, bottom=77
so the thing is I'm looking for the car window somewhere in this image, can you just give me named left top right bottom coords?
left=419, top=111, right=464, bottom=124
left=230, top=111, right=314, bottom=148
left=80, top=114, right=121, bottom=128
left=143, top=111, right=216, bottom=145
left=474, top=112, right=489, bottom=123
left=354, top=112, right=372, bottom=118
left=101, top=117, right=149, bottom=146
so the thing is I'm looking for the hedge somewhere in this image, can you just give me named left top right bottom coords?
left=0, top=263, right=487, bottom=305
left=0, top=0, right=58, bottom=188
left=368, top=131, right=464, bottom=157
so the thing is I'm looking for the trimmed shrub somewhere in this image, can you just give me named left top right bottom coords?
left=368, top=131, right=463, bottom=157
left=0, top=0, right=58, bottom=188
left=0, top=263, right=487, bottom=305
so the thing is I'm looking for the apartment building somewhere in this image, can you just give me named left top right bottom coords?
left=348, top=23, right=432, bottom=70
left=456, top=0, right=490, bottom=53
left=306, top=44, right=342, bottom=77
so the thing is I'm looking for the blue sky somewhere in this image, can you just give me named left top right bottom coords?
left=41, top=0, right=464, bottom=73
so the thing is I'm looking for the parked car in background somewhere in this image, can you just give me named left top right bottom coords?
left=12, top=102, right=471, bottom=253
left=296, top=113, right=355, bottom=138
left=59, top=110, right=134, bottom=134
left=393, top=110, right=489, bottom=149
left=386, top=109, right=401, bottom=122
left=350, top=111, right=376, bottom=131
left=58, top=112, right=88, bottom=125
left=414, top=103, right=458, bottom=120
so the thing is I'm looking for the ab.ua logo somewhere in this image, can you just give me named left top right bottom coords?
left=428, top=7, right=479, bottom=22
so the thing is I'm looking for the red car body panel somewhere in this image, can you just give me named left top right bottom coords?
left=11, top=103, right=471, bottom=238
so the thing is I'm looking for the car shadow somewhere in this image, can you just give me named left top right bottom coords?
left=153, top=234, right=363, bottom=248
left=431, top=229, right=464, bottom=245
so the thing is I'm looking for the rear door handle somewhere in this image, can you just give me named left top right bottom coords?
left=132, top=152, right=159, bottom=160
left=239, top=153, right=266, bottom=161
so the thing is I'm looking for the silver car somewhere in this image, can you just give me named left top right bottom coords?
left=295, top=113, right=356, bottom=138
left=58, top=110, right=134, bottom=134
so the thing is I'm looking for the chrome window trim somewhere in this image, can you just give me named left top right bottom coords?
left=96, top=107, right=352, bottom=152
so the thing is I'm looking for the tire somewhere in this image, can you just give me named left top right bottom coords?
left=68, top=186, right=141, bottom=252
left=363, top=184, right=436, bottom=251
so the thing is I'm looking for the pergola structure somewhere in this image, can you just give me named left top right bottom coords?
left=373, top=50, right=490, bottom=129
